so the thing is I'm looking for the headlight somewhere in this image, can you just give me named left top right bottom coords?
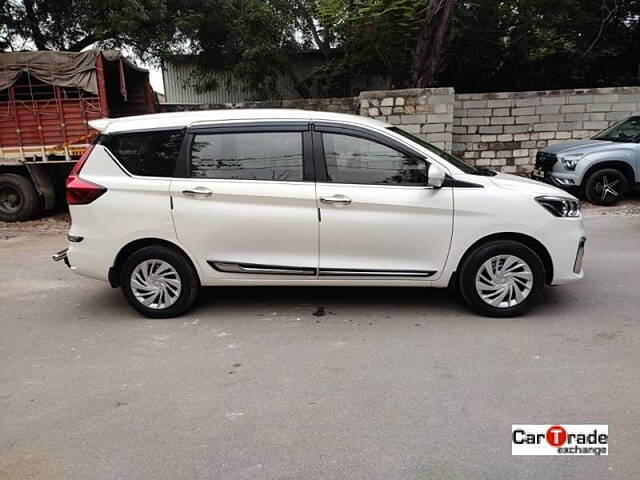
left=535, top=196, right=581, bottom=217
left=560, top=154, right=583, bottom=171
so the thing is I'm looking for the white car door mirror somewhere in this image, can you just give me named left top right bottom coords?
left=427, top=163, right=446, bottom=188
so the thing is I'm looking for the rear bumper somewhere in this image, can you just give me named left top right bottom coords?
left=52, top=248, right=70, bottom=267
left=66, top=238, right=114, bottom=282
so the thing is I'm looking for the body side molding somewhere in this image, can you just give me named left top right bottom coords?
left=209, top=262, right=436, bottom=278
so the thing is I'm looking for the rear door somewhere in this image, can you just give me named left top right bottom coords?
left=169, top=122, right=319, bottom=282
left=313, top=123, right=454, bottom=279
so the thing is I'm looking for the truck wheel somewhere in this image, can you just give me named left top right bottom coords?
left=0, top=174, right=40, bottom=222
left=584, top=168, right=628, bottom=206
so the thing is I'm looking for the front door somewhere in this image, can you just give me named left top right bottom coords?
left=170, top=123, right=318, bottom=282
left=313, top=124, right=453, bottom=279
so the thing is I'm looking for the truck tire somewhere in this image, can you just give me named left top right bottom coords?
left=584, top=168, right=628, bottom=206
left=0, top=174, right=41, bottom=222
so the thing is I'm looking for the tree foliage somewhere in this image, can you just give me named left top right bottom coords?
left=441, top=0, right=640, bottom=92
left=0, top=0, right=182, bottom=56
left=1, top=0, right=639, bottom=97
left=317, top=0, right=428, bottom=89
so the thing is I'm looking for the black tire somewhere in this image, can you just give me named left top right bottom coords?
left=0, top=173, right=40, bottom=222
left=584, top=168, right=628, bottom=206
left=120, top=245, right=199, bottom=318
left=458, top=240, right=546, bottom=317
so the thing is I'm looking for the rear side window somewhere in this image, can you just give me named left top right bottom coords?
left=190, top=132, right=303, bottom=181
left=102, top=130, right=184, bottom=177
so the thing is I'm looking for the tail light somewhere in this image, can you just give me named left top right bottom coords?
left=66, top=145, right=107, bottom=205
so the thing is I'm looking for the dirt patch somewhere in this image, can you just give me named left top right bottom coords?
left=0, top=213, right=70, bottom=240
left=582, top=191, right=640, bottom=216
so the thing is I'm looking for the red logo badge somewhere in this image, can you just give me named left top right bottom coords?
left=546, top=425, right=567, bottom=447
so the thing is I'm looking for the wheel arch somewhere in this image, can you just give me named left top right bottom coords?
left=108, top=238, right=201, bottom=288
left=454, top=232, right=554, bottom=285
left=581, top=160, right=635, bottom=186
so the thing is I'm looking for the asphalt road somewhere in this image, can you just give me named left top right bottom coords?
left=1, top=211, right=639, bottom=479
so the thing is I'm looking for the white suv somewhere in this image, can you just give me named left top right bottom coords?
left=54, top=110, right=586, bottom=318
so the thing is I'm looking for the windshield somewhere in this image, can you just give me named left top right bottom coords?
left=388, top=127, right=482, bottom=175
left=593, top=116, right=640, bottom=142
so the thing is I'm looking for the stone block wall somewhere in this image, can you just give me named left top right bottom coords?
left=452, top=86, right=640, bottom=173
left=358, top=88, right=455, bottom=151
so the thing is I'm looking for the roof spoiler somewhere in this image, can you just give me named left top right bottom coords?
left=88, top=118, right=112, bottom=133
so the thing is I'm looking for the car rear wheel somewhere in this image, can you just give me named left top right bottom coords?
left=0, top=173, right=40, bottom=222
left=458, top=240, right=546, bottom=317
left=120, top=245, right=199, bottom=318
left=584, top=168, right=628, bottom=206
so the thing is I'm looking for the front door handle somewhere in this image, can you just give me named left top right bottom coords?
left=320, top=195, right=352, bottom=205
left=183, top=187, right=212, bottom=197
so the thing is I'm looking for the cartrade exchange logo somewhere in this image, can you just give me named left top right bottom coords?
left=512, top=425, right=608, bottom=455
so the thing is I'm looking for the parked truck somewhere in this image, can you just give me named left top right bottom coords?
left=0, top=50, right=155, bottom=221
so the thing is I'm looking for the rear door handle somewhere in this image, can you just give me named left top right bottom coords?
left=320, top=195, right=352, bottom=205
left=182, top=187, right=212, bottom=197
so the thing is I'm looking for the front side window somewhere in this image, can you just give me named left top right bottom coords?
left=593, top=116, right=640, bottom=142
left=102, top=129, right=184, bottom=177
left=322, top=132, right=429, bottom=185
left=190, top=132, right=304, bottom=181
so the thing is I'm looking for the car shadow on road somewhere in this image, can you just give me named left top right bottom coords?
left=196, top=285, right=463, bottom=312
left=81, top=281, right=573, bottom=323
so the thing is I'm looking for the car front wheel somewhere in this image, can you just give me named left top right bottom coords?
left=120, top=245, right=199, bottom=318
left=584, top=168, right=628, bottom=206
left=458, top=240, right=546, bottom=317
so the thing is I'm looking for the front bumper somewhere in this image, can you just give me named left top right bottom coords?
left=531, top=169, right=580, bottom=190
left=542, top=219, right=586, bottom=285
left=574, top=237, right=587, bottom=274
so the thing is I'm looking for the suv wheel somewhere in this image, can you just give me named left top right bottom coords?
left=584, top=168, right=627, bottom=206
left=120, top=245, right=199, bottom=318
left=0, top=174, right=40, bottom=222
left=458, top=240, right=545, bottom=317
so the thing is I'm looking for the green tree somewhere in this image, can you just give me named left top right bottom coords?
left=440, top=0, right=640, bottom=92
left=0, top=0, right=184, bottom=56
left=177, top=0, right=320, bottom=99
left=317, top=0, right=428, bottom=90
left=2, top=0, right=639, bottom=97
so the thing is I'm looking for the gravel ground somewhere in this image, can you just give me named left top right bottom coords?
left=0, top=213, right=70, bottom=240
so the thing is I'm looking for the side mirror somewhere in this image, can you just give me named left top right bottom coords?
left=427, top=163, right=446, bottom=188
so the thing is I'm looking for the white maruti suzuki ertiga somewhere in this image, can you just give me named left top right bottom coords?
left=53, top=109, right=586, bottom=318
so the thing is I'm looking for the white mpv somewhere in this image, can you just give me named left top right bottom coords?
left=54, top=110, right=586, bottom=318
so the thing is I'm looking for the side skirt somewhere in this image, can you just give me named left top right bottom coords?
left=208, top=261, right=436, bottom=279
left=319, top=268, right=436, bottom=278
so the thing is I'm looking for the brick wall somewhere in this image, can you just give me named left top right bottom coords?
left=452, top=86, right=640, bottom=173
left=159, top=85, right=640, bottom=172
